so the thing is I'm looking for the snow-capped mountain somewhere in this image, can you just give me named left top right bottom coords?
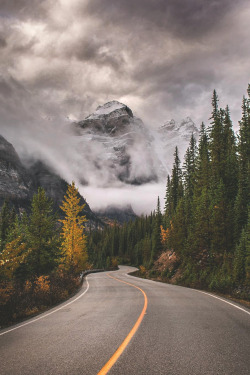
left=152, top=117, right=199, bottom=175
left=73, top=101, right=199, bottom=184
left=74, top=101, right=162, bottom=185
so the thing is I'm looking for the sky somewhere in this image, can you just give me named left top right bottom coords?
left=0, top=0, right=250, bottom=213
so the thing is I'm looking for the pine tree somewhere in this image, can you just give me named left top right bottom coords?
left=183, top=134, right=197, bottom=199
left=245, top=208, right=250, bottom=285
left=26, top=188, right=61, bottom=276
left=210, top=90, right=224, bottom=183
left=0, top=201, right=15, bottom=252
left=60, top=182, right=88, bottom=274
left=151, top=197, right=162, bottom=263
left=164, top=175, right=172, bottom=226
left=194, top=123, right=210, bottom=196
left=170, top=147, right=183, bottom=212
left=222, top=106, right=238, bottom=251
left=235, top=91, right=250, bottom=238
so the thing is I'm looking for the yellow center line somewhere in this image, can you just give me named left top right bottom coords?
left=97, top=272, right=148, bottom=375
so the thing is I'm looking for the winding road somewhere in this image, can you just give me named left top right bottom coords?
left=0, top=266, right=250, bottom=375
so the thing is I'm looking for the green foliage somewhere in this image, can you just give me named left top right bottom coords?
left=0, top=183, right=90, bottom=325
left=0, top=201, right=16, bottom=252
left=25, top=188, right=62, bottom=277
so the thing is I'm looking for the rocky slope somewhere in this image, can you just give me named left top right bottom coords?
left=152, top=117, right=199, bottom=175
left=95, top=204, right=137, bottom=224
left=0, top=135, right=103, bottom=228
left=0, top=135, right=32, bottom=210
left=74, top=101, right=199, bottom=183
left=75, top=101, right=162, bottom=185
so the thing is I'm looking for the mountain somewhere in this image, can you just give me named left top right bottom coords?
left=152, top=117, right=200, bottom=175
left=74, top=102, right=199, bottom=184
left=0, top=135, right=103, bottom=228
left=0, top=101, right=199, bottom=221
left=0, top=134, right=32, bottom=210
left=74, top=101, right=161, bottom=185
left=95, top=204, right=137, bottom=224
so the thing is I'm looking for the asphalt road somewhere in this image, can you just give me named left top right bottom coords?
left=0, top=266, right=250, bottom=375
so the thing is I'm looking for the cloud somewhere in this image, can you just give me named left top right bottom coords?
left=79, top=183, right=166, bottom=216
left=84, top=0, right=236, bottom=40
left=0, top=0, right=250, bottom=212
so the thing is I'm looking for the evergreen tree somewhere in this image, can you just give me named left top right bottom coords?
left=235, top=91, right=250, bottom=238
left=183, top=134, right=197, bottom=199
left=169, top=147, right=183, bottom=213
left=0, top=201, right=15, bottom=252
left=210, top=90, right=224, bottom=183
left=151, top=197, right=162, bottom=262
left=26, top=188, right=61, bottom=276
left=194, top=122, right=210, bottom=196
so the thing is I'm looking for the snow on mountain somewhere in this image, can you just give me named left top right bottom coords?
left=86, top=101, right=132, bottom=119
left=75, top=101, right=161, bottom=185
left=154, top=117, right=199, bottom=174
left=72, top=102, right=199, bottom=187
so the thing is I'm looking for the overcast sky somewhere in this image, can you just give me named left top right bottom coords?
left=0, top=0, right=250, bottom=213
left=1, top=0, right=250, bottom=133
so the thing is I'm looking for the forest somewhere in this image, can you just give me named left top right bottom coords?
left=0, top=84, right=249, bottom=325
left=88, top=85, right=250, bottom=298
left=0, top=182, right=89, bottom=325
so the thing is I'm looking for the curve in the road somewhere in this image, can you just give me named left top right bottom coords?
left=194, top=289, right=250, bottom=316
left=0, top=278, right=90, bottom=337
left=97, top=272, right=148, bottom=375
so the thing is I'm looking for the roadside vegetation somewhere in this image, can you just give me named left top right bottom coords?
left=0, top=182, right=88, bottom=326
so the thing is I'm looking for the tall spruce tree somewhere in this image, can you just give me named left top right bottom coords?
left=235, top=90, right=250, bottom=238
left=170, top=147, right=183, bottom=212
left=26, top=188, right=61, bottom=276
left=151, top=197, right=162, bottom=263
left=0, top=201, right=15, bottom=252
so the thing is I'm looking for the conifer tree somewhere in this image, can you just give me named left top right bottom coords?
left=151, top=197, right=162, bottom=263
left=235, top=91, right=250, bottom=238
left=194, top=122, right=210, bottom=196
left=0, top=201, right=15, bottom=252
left=183, top=134, right=197, bottom=199
left=26, top=188, right=61, bottom=276
left=60, top=182, right=88, bottom=274
left=210, top=90, right=224, bottom=183
left=170, top=147, right=183, bottom=212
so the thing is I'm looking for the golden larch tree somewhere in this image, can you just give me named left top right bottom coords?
left=59, top=182, right=88, bottom=274
left=0, top=236, right=28, bottom=280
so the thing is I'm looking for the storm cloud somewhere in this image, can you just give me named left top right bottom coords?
left=0, top=0, right=250, bottom=212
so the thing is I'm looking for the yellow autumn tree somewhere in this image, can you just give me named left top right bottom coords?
left=59, top=182, right=88, bottom=274
left=0, top=236, right=28, bottom=280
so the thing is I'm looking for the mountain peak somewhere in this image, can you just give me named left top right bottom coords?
left=86, top=100, right=133, bottom=120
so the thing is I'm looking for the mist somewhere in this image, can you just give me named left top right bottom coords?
left=79, top=183, right=167, bottom=216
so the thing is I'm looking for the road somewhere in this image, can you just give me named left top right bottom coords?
left=0, top=266, right=250, bottom=375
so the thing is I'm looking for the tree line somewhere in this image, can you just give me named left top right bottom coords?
left=0, top=182, right=88, bottom=325
left=88, top=85, right=250, bottom=297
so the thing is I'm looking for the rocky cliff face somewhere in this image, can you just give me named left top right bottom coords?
left=75, top=101, right=161, bottom=185
left=29, top=161, right=102, bottom=227
left=74, top=101, right=199, bottom=184
left=0, top=135, right=32, bottom=208
left=0, top=135, right=103, bottom=228
left=152, top=117, right=200, bottom=175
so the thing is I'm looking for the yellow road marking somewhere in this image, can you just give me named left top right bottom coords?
left=97, top=273, right=148, bottom=375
